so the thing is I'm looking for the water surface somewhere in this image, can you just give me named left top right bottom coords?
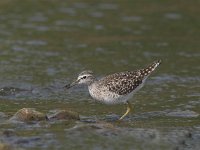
left=0, top=0, right=199, bottom=150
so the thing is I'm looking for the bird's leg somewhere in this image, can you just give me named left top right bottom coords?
left=119, top=101, right=133, bottom=120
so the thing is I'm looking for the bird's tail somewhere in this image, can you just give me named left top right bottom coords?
left=139, top=60, right=161, bottom=77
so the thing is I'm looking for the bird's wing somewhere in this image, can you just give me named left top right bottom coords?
left=99, top=71, right=143, bottom=95
left=98, top=60, right=161, bottom=95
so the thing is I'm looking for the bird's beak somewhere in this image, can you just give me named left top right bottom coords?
left=64, top=79, right=79, bottom=89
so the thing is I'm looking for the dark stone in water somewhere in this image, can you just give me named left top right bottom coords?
left=2, top=129, right=16, bottom=137
left=0, top=87, right=26, bottom=96
left=49, top=110, right=80, bottom=120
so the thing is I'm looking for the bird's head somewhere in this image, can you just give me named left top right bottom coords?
left=65, top=70, right=95, bottom=89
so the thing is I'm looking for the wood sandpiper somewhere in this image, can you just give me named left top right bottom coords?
left=65, top=60, right=161, bottom=120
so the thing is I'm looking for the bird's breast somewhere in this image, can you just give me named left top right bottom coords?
left=88, top=84, right=124, bottom=104
left=88, top=84, right=105, bottom=101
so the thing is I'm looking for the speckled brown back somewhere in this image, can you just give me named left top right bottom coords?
left=98, top=60, right=161, bottom=95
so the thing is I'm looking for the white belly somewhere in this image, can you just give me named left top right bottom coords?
left=88, top=78, right=147, bottom=105
left=88, top=84, right=134, bottom=105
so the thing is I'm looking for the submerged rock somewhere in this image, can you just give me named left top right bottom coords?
left=9, top=108, right=47, bottom=122
left=166, top=109, right=199, bottom=118
left=49, top=110, right=80, bottom=121
left=8, top=108, right=80, bottom=123
left=0, top=142, right=24, bottom=150
left=67, top=120, right=116, bottom=134
left=0, top=143, right=11, bottom=150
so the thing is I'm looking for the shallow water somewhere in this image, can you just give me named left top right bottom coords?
left=0, top=0, right=200, bottom=150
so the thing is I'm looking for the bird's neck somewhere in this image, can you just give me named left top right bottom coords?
left=88, top=77, right=97, bottom=87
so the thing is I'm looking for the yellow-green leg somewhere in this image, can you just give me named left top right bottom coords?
left=119, top=101, right=133, bottom=120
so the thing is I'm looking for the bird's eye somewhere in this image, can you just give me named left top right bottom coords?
left=82, top=76, right=86, bottom=79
